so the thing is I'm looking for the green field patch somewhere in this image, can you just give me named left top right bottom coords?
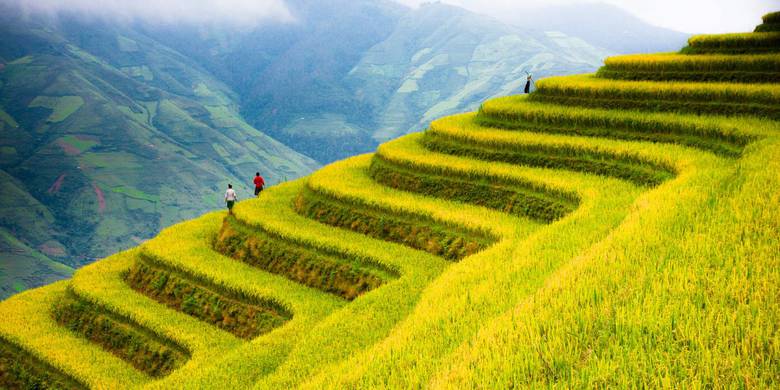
left=194, top=83, right=214, bottom=97
left=56, top=135, right=98, bottom=156
left=116, top=35, right=139, bottom=52
left=116, top=105, right=148, bottom=124
left=80, top=152, right=141, bottom=170
left=0, top=230, right=72, bottom=300
left=38, top=241, right=67, bottom=258
left=125, top=256, right=291, bottom=339
left=204, top=105, right=242, bottom=129
left=8, top=56, right=33, bottom=65
left=397, top=79, right=419, bottom=93
left=282, top=113, right=363, bottom=138
left=0, top=107, right=18, bottom=128
left=120, top=66, right=153, bottom=81
left=110, top=186, right=158, bottom=202
left=0, top=147, right=16, bottom=161
left=0, top=338, right=86, bottom=389
left=214, top=216, right=396, bottom=300
left=28, top=96, right=84, bottom=123
left=52, top=292, right=189, bottom=378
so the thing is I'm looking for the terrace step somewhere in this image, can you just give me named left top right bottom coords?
left=596, top=53, right=780, bottom=83
left=755, top=11, right=780, bottom=32
left=214, top=215, right=397, bottom=301
left=52, top=291, right=190, bottom=378
left=0, top=282, right=147, bottom=388
left=231, top=180, right=451, bottom=388
left=372, top=134, right=579, bottom=223
left=68, top=250, right=242, bottom=383
left=425, top=112, right=682, bottom=186
left=297, top=154, right=538, bottom=260
left=476, top=97, right=767, bottom=157
left=530, top=74, right=780, bottom=119
left=681, top=32, right=780, bottom=54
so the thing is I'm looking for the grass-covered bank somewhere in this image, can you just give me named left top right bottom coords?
left=1, top=11, right=778, bottom=388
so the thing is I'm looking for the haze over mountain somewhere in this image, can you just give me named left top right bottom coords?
left=0, top=0, right=688, bottom=298
left=505, top=3, right=690, bottom=54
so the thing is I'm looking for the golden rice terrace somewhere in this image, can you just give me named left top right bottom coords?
left=1, top=12, right=779, bottom=389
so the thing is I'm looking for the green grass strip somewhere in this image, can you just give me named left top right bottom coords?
left=0, top=338, right=86, bottom=390
left=52, top=291, right=189, bottom=378
left=125, top=256, right=291, bottom=339
left=214, top=216, right=396, bottom=300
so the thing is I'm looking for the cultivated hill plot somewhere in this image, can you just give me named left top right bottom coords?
left=1, top=12, right=779, bottom=389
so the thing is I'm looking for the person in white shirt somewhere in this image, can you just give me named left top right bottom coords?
left=225, top=184, right=238, bottom=215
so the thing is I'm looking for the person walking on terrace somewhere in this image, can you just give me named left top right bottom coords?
left=225, top=184, right=238, bottom=215
left=253, top=172, right=265, bottom=197
left=524, top=74, right=533, bottom=94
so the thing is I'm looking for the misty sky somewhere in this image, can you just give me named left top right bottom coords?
left=398, top=0, right=778, bottom=34
left=6, top=0, right=294, bottom=26
left=4, top=0, right=778, bottom=33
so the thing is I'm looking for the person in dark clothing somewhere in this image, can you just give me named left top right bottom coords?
left=253, top=172, right=265, bottom=196
left=524, top=74, right=533, bottom=94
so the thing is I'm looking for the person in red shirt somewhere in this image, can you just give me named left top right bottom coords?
left=253, top=172, right=265, bottom=196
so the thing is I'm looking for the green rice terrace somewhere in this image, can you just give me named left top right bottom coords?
left=1, top=13, right=779, bottom=389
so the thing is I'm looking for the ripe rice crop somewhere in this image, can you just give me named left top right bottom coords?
left=1, top=15, right=779, bottom=388
left=532, top=74, right=780, bottom=119
left=597, top=53, right=780, bottom=82
left=681, top=32, right=780, bottom=54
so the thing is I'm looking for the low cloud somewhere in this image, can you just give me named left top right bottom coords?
left=6, top=0, right=294, bottom=26
left=397, top=0, right=772, bottom=34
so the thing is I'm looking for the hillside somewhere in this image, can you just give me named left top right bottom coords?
left=507, top=3, right=690, bottom=54
left=1, top=9, right=779, bottom=389
left=0, top=0, right=688, bottom=299
left=0, top=6, right=320, bottom=298
left=139, top=1, right=621, bottom=164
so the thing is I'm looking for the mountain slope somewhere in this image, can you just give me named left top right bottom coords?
left=123, top=2, right=620, bottom=164
left=0, top=8, right=319, bottom=297
left=267, top=2, right=614, bottom=162
left=506, top=3, right=690, bottom=54
left=347, top=2, right=612, bottom=144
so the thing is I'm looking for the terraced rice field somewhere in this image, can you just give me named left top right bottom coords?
left=1, top=14, right=778, bottom=389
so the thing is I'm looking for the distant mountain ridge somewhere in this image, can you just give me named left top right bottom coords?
left=505, top=3, right=690, bottom=54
